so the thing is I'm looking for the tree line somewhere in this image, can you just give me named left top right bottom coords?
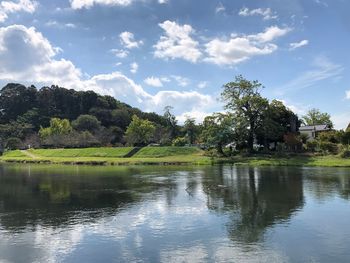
left=1, top=76, right=349, bottom=156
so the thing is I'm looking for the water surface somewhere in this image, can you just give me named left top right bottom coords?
left=1, top=164, right=350, bottom=262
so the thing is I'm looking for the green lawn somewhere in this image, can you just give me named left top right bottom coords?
left=25, top=147, right=134, bottom=158
left=3, top=147, right=350, bottom=167
left=133, top=146, right=203, bottom=157
left=0, top=146, right=210, bottom=165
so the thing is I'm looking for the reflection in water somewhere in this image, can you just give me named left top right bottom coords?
left=0, top=164, right=350, bottom=262
left=202, top=166, right=304, bottom=243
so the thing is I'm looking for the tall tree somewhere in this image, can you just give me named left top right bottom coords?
left=163, top=106, right=178, bottom=140
left=125, top=115, right=156, bottom=146
left=201, top=113, right=234, bottom=155
left=221, top=75, right=268, bottom=152
left=183, top=117, right=197, bottom=145
left=302, top=108, right=333, bottom=128
left=257, top=100, right=299, bottom=149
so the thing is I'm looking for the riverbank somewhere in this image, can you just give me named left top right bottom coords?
left=2, top=147, right=350, bottom=167
left=0, top=147, right=212, bottom=165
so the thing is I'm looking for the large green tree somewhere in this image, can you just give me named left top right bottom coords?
left=125, top=115, right=156, bottom=146
left=221, top=75, right=269, bottom=152
left=257, top=100, right=299, bottom=149
left=183, top=117, right=198, bottom=145
left=302, top=108, right=333, bottom=128
left=201, top=113, right=234, bottom=155
left=163, top=106, right=178, bottom=140
left=39, top=118, right=73, bottom=139
left=72, top=115, right=101, bottom=133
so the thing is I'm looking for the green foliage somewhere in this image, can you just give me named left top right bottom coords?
left=183, top=117, right=198, bottom=144
left=163, top=106, right=178, bottom=140
left=318, top=131, right=341, bottom=143
left=302, top=108, right=333, bottom=128
left=125, top=115, right=156, bottom=146
left=340, top=130, right=350, bottom=145
left=172, top=137, right=187, bottom=146
left=39, top=118, right=72, bottom=139
left=257, top=99, right=299, bottom=148
left=5, top=137, right=22, bottom=150
left=340, top=147, right=350, bottom=158
left=0, top=83, right=167, bottom=147
left=299, top=133, right=309, bottom=144
left=319, top=141, right=339, bottom=155
left=201, top=113, right=234, bottom=155
left=72, top=115, right=101, bottom=132
left=221, top=75, right=269, bottom=152
left=306, top=140, right=318, bottom=152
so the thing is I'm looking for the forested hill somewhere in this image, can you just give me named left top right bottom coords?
left=0, top=83, right=166, bottom=128
left=0, top=83, right=169, bottom=149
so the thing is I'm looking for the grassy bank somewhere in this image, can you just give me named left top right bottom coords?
left=219, top=155, right=350, bottom=167
left=0, top=147, right=211, bottom=165
left=2, top=147, right=350, bottom=167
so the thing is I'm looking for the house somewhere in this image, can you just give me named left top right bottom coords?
left=299, top=124, right=331, bottom=141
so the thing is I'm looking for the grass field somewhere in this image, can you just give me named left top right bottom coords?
left=0, top=147, right=211, bottom=165
left=2, top=147, right=350, bottom=167
left=133, top=146, right=203, bottom=157
left=25, top=147, right=134, bottom=158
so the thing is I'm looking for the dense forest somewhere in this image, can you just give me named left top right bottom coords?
left=1, top=76, right=350, bottom=156
left=0, top=83, right=173, bottom=150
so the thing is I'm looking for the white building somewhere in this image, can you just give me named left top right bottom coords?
left=299, top=124, right=331, bottom=141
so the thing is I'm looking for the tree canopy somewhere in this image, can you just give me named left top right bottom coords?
left=302, top=108, right=333, bottom=128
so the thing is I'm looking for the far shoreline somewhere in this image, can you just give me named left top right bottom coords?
left=2, top=148, right=350, bottom=168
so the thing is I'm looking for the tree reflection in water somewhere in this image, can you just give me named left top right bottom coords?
left=202, top=165, right=304, bottom=243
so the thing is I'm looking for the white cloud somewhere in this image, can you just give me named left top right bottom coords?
left=289, top=39, right=309, bottom=50
left=144, top=76, right=163, bottom=87
left=171, top=75, right=189, bottom=87
left=154, top=20, right=202, bottom=63
left=176, top=110, right=212, bottom=124
left=111, top=48, right=129, bottom=58
left=215, top=2, right=225, bottom=13
left=45, top=20, right=77, bottom=29
left=158, top=0, right=168, bottom=4
left=0, top=24, right=216, bottom=121
left=239, top=7, right=278, bottom=20
left=251, top=26, right=291, bottom=43
left=197, top=81, right=208, bottom=89
left=278, top=56, right=343, bottom=95
left=0, top=25, right=82, bottom=88
left=161, top=77, right=170, bottom=83
left=204, top=26, right=290, bottom=66
left=70, top=0, right=133, bottom=9
left=119, top=31, right=143, bottom=49
left=0, top=0, right=37, bottom=22
left=130, top=62, right=138, bottom=74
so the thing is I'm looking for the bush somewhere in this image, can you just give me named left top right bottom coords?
left=306, top=140, right=318, bottom=152
left=340, top=149, right=350, bottom=158
left=5, top=137, right=22, bottom=150
left=172, top=137, right=187, bottom=146
left=319, top=141, right=339, bottom=155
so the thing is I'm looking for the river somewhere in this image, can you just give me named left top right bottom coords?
left=0, top=164, right=350, bottom=262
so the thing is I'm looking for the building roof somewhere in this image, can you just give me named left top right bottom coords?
left=299, top=124, right=330, bottom=132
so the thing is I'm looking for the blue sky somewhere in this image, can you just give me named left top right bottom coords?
left=0, top=0, right=349, bottom=128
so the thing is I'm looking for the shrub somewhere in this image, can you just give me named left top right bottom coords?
left=319, top=141, right=339, bottom=155
left=5, top=137, right=22, bottom=150
left=172, top=137, right=187, bottom=146
left=306, top=140, right=318, bottom=152
left=340, top=149, right=350, bottom=158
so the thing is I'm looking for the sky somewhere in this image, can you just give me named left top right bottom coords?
left=0, top=0, right=349, bottom=128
